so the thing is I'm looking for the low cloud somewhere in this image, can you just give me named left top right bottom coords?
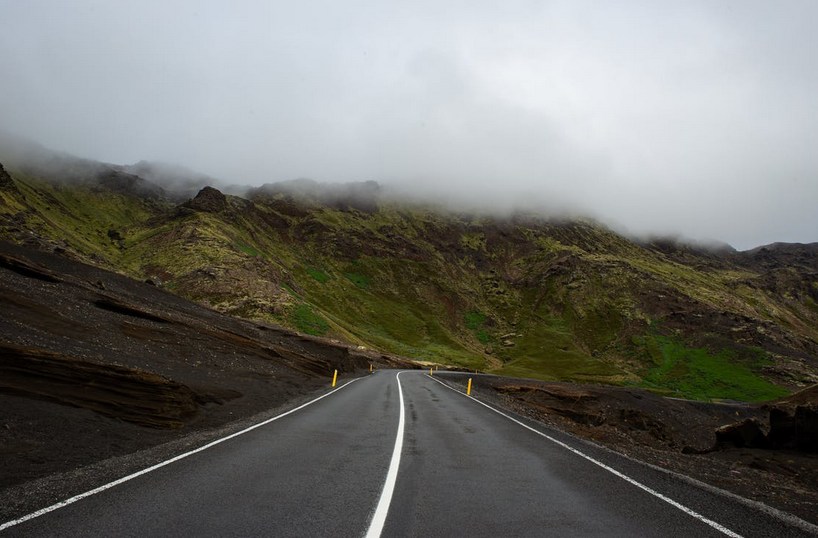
left=0, top=0, right=816, bottom=250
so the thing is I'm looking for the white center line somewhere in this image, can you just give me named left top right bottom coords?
left=427, top=374, right=743, bottom=538
left=365, top=371, right=405, bottom=538
left=0, top=377, right=362, bottom=532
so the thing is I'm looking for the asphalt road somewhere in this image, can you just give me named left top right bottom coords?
left=2, top=371, right=814, bottom=537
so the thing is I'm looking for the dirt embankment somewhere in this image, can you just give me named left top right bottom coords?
left=455, top=374, right=818, bottom=526
left=0, top=344, right=217, bottom=428
left=0, top=241, right=414, bottom=490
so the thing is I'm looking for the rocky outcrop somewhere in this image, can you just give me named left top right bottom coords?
left=713, top=387, right=818, bottom=453
left=715, top=418, right=768, bottom=449
left=0, top=162, right=14, bottom=190
left=96, top=169, right=166, bottom=200
left=184, top=186, right=228, bottom=213
left=768, top=406, right=818, bottom=452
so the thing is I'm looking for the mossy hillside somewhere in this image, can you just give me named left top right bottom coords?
left=492, top=314, right=627, bottom=382
left=275, top=208, right=768, bottom=390
left=306, top=266, right=330, bottom=283
left=290, top=303, right=330, bottom=336
left=1, top=172, right=165, bottom=266
left=123, top=212, right=256, bottom=277
left=114, top=204, right=475, bottom=358
left=0, top=185, right=26, bottom=214
left=134, top=197, right=816, bottom=396
left=293, top=255, right=486, bottom=368
left=2, top=171, right=816, bottom=400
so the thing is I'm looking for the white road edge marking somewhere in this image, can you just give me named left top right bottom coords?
left=365, top=371, right=405, bottom=538
left=427, top=375, right=743, bottom=538
left=0, top=377, right=362, bottom=532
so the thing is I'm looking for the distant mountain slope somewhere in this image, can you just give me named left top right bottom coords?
left=1, top=141, right=816, bottom=401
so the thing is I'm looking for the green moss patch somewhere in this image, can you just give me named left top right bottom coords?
left=236, top=242, right=261, bottom=257
left=290, top=304, right=330, bottom=336
left=464, top=311, right=491, bottom=344
left=638, top=336, right=788, bottom=402
left=344, top=272, right=371, bottom=289
left=306, top=266, right=331, bottom=283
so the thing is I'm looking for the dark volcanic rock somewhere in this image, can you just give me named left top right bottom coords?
left=185, top=186, right=228, bottom=213
left=249, top=179, right=381, bottom=214
left=0, top=162, right=14, bottom=190
left=715, top=418, right=768, bottom=448
left=0, top=343, right=199, bottom=429
left=769, top=405, right=818, bottom=452
left=96, top=169, right=166, bottom=200
left=741, top=242, right=818, bottom=272
left=710, top=386, right=818, bottom=453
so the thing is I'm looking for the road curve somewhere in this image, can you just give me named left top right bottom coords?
left=2, top=370, right=814, bottom=537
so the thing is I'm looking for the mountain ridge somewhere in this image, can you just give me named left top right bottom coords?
left=0, top=142, right=816, bottom=401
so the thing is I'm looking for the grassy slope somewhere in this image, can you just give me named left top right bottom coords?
left=636, top=335, right=789, bottom=402
left=1, top=173, right=164, bottom=266
left=1, top=172, right=816, bottom=401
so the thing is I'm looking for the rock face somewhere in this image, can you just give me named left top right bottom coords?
left=96, top=169, right=166, bottom=200
left=713, top=391, right=818, bottom=453
left=185, top=186, right=227, bottom=213
left=715, top=418, right=768, bottom=449
left=768, top=406, right=818, bottom=452
left=0, top=162, right=14, bottom=190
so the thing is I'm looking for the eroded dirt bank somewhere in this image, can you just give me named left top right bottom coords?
left=0, top=241, right=414, bottom=491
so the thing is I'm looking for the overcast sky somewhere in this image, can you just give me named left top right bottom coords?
left=1, top=1, right=816, bottom=249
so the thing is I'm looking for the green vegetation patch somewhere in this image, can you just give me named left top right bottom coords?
left=495, top=352, right=620, bottom=382
left=464, top=310, right=486, bottom=330
left=464, top=310, right=490, bottom=344
left=638, top=336, right=788, bottom=402
left=304, top=260, right=486, bottom=369
left=344, top=271, right=371, bottom=289
left=493, top=314, right=624, bottom=383
left=236, top=242, right=261, bottom=257
left=9, top=174, right=162, bottom=265
left=460, top=233, right=486, bottom=251
left=341, top=259, right=376, bottom=290
left=474, top=329, right=490, bottom=344
left=290, top=304, right=330, bottom=336
left=306, top=266, right=331, bottom=283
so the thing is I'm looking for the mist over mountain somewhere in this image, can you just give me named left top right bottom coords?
left=0, top=132, right=805, bottom=253
left=1, top=141, right=816, bottom=404
left=122, top=161, right=226, bottom=201
left=3, top=2, right=817, bottom=250
left=0, top=131, right=108, bottom=183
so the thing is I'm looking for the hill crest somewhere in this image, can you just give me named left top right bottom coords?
left=0, top=148, right=816, bottom=401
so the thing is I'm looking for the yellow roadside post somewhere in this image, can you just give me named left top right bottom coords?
left=466, top=378, right=472, bottom=396
left=430, top=367, right=433, bottom=376
left=332, top=369, right=338, bottom=387
left=370, top=364, right=373, bottom=373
